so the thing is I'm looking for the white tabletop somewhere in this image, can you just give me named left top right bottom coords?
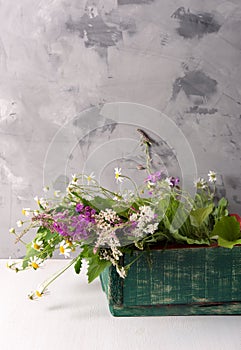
left=1, top=259, right=241, bottom=350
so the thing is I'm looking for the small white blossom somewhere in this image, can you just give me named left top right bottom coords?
left=54, top=190, right=61, bottom=197
left=28, top=256, right=43, bottom=270
left=6, top=257, right=23, bottom=271
left=116, top=266, right=127, bottom=279
left=114, top=168, right=123, bottom=183
left=31, top=239, right=44, bottom=251
left=194, top=177, right=207, bottom=190
left=59, top=241, right=71, bottom=258
left=6, top=256, right=13, bottom=269
left=34, top=196, right=48, bottom=208
left=16, top=220, right=23, bottom=227
left=28, top=285, right=49, bottom=300
left=130, top=206, right=158, bottom=238
left=9, top=227, right=15, bottom=234
left=208, top=170, right=217, bottom=183
left=71, top=174, right=78, bottom=184
left=84, top=172, right=95, bottom=185
left=43, top=186, right=49, bottom=193
left=22, top=208, right=31, bottom=216
left=144, top=222, right=159, bottom=234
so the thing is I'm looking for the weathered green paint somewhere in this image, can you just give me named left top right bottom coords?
left=100, top=245, right=241, bottom=317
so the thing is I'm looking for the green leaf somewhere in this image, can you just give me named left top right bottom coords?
left=212, top=216, right=241, bottom=248
left=22, top=243, right=39, bottom=269
left=89, top=196, right=116, bottom=212
left=171, top=230, right=210, bottom=245
left=79, top=244, right=112, bottom=282
left=87, top=257, right=111, bottom=283
left=74, top=255, right=82, bottom=274
left=218, top=237, right=241, bottom=249
left=190, top=204, right=213, bottom=227
left=213, top=197, right=229, bottom=221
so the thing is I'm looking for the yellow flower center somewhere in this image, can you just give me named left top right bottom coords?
left=115, top=173, right=119, bottom=179
left=31, top=262, right=39, bottom=269
left=34, top=243, right=40, bottom=250
left=60, top=246, right=65, bottom=254
left=36, top=291, right=42, bottom=298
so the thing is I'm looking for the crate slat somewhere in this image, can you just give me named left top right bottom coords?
left=100, top=246, right=241, bottom=316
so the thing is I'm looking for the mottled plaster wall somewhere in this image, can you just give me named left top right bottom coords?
left=0, top=0, right=241, bottom=257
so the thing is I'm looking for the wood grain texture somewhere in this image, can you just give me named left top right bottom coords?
left=100, top=246, right=241, bottom=316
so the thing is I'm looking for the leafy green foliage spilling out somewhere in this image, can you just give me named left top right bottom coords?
left=9, top=129, right=241, bottom=299
left=212, top=216, right=241, bottom=249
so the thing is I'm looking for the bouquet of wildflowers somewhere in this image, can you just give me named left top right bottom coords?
left=8, top=130, right=241, bottom=300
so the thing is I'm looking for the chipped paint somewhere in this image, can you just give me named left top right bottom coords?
left=172, top=70, right=218, bottom=101
left=171, top=7, right=221, bottom=39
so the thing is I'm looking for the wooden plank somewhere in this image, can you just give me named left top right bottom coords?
left=100, top=246, right=241, bottom=317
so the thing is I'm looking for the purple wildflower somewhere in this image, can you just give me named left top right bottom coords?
left=52, top=207, right=96, bottom=241
left=144, top=171, right=162, bottom=184
left=170, top=177, right=180, bottom=187
left=76, top=203, right=84, bottom=212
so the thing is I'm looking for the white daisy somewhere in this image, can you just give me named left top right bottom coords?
left=6, top=257, right=23, bottom=271
left=22, top=208, right=31, bottom=216
left=31, top=239, right=44, bottom=251
left=28, top=285, right=49, bottom=300
left=71, top=174, right=78, bottom=184
left=16, top=220, right=23, bottom=227
left=84, top=172, right=95, bottom=185
left=43, top=186, right=49, bottom=193
left=194, top=177, right=207, bottom=190
left=208, top=170, right=217, bottom=183
left=114, top=168, right=123, bottom=183
left=34, top=196, right=48, bottom=208
left=59, top=241, right=71, bottom=258
left=54, top=190, right=61, bottom=197
left=28, top=256, right=43, bottom=270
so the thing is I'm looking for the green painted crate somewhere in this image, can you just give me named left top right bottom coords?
left=100, top=245, right=241, bottom=316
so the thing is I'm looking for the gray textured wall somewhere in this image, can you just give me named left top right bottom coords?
left=1, top=0, right=241, bottom=258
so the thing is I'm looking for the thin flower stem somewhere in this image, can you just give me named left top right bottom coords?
left=32, top=257, right=78, bottom=297
left=124, top=250, right=146, bottom=270
left=15, top=223, right=35, bottom=244
left=121, top=175, right=140, bottom=198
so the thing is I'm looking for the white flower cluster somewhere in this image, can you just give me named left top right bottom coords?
left=130, top=205, right=159, bottom=238
left=94, top=208, right=126, bottom=277
left=95, top=208, right=121, bottom=229
left=100, top=247, right=126, bottom=279
left=94, top=208, right=122, bottom=254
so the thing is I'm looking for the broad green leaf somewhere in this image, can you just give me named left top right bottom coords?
left=89, top=196, right=116, bottom=211
left=218, top=237, right=241, bottom=249
left=79, top=244, right=111, bottom=282
left=212, top=216, right=241, bottom=248
left=190, top=204, right=213, bottom=227
left=87, top=257, right=111, bottom=283
left=171, top=230, right=210, bottom=245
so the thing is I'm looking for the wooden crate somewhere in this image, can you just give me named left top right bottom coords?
left=100, top=245, right=241, bottom=316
